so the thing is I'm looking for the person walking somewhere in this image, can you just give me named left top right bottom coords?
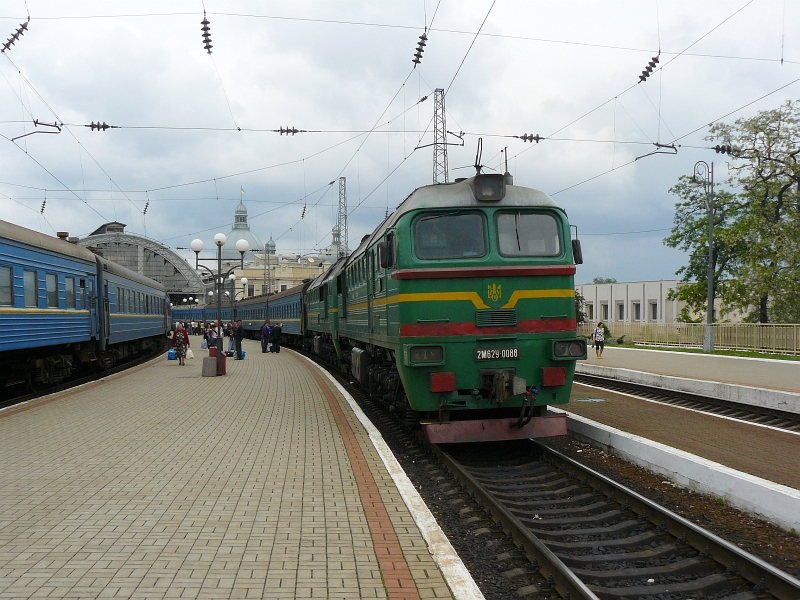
left=270, top=322, right=282, bottom=353
left=234, top=320, right=245, bottom=360
left=592, top=322, right=605, bottom=359
left=260, top=320, right=271, bottom=353
left=171, top=323, right=190, bottom=366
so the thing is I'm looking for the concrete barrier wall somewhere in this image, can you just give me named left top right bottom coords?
left=552, top=408, right=800, bottom=532
left=576, top=363, right=800, bottom=415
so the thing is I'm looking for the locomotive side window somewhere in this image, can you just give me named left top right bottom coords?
left=496, top=212, right=561, bottom=257
left=414, top=212, right=486, bottom=259
left=0, top=266, right=11, bottom=305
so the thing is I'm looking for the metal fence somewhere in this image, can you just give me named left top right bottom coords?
left=577, top=322, right=800, bottom=355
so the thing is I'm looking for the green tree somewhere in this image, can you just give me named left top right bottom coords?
left=591, top=277, right=617, bottom=284
left=575, top=290, right=587, bottom=325
left=663, top=178, right=742, bottom=322
left=708, top=100, right=800, bottom=322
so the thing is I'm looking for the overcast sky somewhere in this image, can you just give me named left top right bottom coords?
left=1, top=0, right=798, bottom=283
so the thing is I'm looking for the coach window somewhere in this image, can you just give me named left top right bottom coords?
left=80, top=279, right=86, bottom=310
left=65, top=278, right=76, bottom=309
left=0, top=266, right=12, bottom=306
left=46, top=273, right=58, bottom=308
left=126, top=290, right=131, bottom=313
left=496, top=212, right=561, bottom=257
left=23, top=270, right=38, bottom=307
left=0, top=265, right=11, bottom=306
left=414, top=212, right=486, bottom=259
left=116, top=287, right=121, bottom=312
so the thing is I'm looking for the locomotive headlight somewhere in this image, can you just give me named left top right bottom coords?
left=410, top=346, right=444, bottom=364
left=552, top=340, right=587, bottom=360
left=472, top=174, right=506, bottom=201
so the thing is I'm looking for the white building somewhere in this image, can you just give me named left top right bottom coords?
left=576, top=280, right=683, bottom=324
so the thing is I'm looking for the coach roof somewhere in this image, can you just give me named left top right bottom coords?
left=0, top=219, right=98, bottom=264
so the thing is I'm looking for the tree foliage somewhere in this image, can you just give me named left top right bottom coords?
left=592, top=277, right=617, bottom=284
left=663, top=179, right=741, bottom=322
left=665, top=100, right=800, bottom=323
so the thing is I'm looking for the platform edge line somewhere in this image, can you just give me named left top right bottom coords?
left=296, top=352, right=486, bottom=600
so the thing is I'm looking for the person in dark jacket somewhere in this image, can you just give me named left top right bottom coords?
left=233, top=320, right=245, bottom=359
left=170, top=323, right=190, bottom=366
left=269, top=323, right=282, bottom=353
left=260, top=321, right=271, bottom=353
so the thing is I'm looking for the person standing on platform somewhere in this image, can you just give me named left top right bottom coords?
left=270, top=322, right=282, bottom=353
left=225, top=322, right=234, bottom=352
left=207, top=323, right=218, bottom=351
left=234, top=320, right=245, bottom=360
left=260, top=321, right=271, bottom=353
left=592, top=322, right=605, bottom=359
left=171, top=323, right=190, bottom=366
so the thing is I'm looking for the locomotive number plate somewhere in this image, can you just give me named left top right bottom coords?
left=474, top=347, right=520, bottom=361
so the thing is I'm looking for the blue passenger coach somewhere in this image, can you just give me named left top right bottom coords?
left=0, top=219, right=170, bottom=391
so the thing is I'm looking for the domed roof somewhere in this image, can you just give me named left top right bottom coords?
left=222, top=200, right=263, bottom=262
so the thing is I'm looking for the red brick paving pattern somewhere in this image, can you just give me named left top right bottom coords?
left=305, top=364, right=422, bottom=600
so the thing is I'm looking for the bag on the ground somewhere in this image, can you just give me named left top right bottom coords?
left=186, top=348, right=195, bottom=359
left=201, top=340, right=207, bottom=350
left=225, top=350, right=234, bottom=357
left=167, top=348, right=177, bottom=360
left=240, top=351, right=246, bottom=360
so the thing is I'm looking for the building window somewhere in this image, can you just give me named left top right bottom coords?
left=616, top=302, right=624, bottom=321
left=65, top=278, right=76, bottom=309
left=600, top=302, right=608, bottom=321
left=281, top=284, right=287, bottom=291
left=0, top=266, right=11, bottom=306
left=46, top=273, right=58, bottom=308
left=632, top=301, right=641, bottom=321
left=650, top=301, right=658, bottom=321
left=24, top=270, right=37, bottom=307
left=261, top=284, right=268, bottom=295
left=248, top=284, right=254, bottom=297
left=585, top=302, right=594, bottom=321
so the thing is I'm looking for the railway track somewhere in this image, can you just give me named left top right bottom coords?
left=433, top=440, right=800, bottom=600
left=574, top=373, right=800, bottom=433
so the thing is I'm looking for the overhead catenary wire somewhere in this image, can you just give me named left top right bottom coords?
left=0, top=9, right=794, bottom=64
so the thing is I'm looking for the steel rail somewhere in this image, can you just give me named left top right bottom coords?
left=430, top=443, right=601, bottom=600
left=432, top=439, right=800, bottom=600
left=535, top=442, right=800, bottom=600
left=574, top=373, right=800, bottom=432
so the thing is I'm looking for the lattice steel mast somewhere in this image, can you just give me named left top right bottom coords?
left=433, top=88, right=448, bottom=184
left=336, top=177, right=348, bottom=258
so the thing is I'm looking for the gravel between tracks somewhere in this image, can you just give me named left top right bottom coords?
left=539, top=436, right=800, bottom=579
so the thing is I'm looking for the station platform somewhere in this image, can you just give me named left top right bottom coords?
left=581, top=346, right=800, bottom=394
left=0, top=337, right=472, bottom=600
left=566, top=381, right=800, bottom=490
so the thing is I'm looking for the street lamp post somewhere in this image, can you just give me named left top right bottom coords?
left=190, top=235, right=249, bottom=375
left=691, top=161, right=715, bottom=353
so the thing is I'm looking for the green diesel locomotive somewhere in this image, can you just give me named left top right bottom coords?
left=305, top=173, right=586, bottom=443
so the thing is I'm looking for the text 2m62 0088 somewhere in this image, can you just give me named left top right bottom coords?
left=474, top=347, right=519, bottom=361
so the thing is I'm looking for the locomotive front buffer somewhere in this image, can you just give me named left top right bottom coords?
left=421, top=367, right=567, bottom=444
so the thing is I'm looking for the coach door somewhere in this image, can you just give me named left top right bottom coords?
left=103, top=282, right=111, bottom=343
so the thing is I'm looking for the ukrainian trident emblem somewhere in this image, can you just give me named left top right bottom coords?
left=487, top=283, right=502, bottom=303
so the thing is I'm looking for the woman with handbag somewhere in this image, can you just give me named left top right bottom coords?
left=171, top=323, right=190, bottom=366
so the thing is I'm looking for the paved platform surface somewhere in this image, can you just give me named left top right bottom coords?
left=567, top=382, right=800, bottom=490
left=0, top=337, right=455, bottom=599
left=583, top=346, right=800, bottom=394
